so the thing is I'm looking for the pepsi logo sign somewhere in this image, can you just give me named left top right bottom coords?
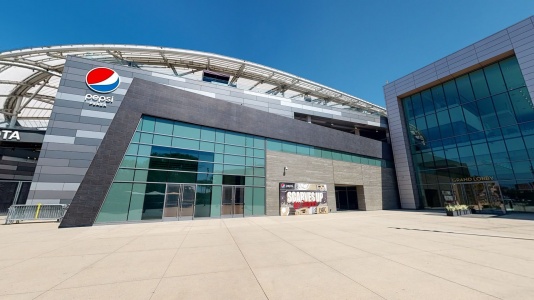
left=86, top=67, right=120, bottom=93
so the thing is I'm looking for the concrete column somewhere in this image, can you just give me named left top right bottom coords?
left=356, top=185, right=366, bottom=210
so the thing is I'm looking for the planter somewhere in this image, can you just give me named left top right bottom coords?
left=446, top=210, right=471, bottom=216
left=446, top=210, right=473, bottom=216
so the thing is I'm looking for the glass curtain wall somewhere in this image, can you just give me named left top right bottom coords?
left=401, top=56, right=534, bottom=212
left=96, top=116, right=266, bottom=223
left=266, top=139, right=394, bottom=168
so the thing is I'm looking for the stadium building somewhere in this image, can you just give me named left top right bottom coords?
left=0, top=45, right=397, bottom=227
left=2, top=16, right=533, bottom=227
left=385, top=16, right=534, bottom=213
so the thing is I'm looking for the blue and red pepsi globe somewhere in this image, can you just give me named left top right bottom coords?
left=86, top=67, right=120, bottom=93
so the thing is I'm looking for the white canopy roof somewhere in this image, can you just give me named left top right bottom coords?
left=0, top=44, right=386, bottom=129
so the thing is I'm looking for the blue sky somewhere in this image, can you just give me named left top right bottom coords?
left=2, top=1, right=533, bottom=107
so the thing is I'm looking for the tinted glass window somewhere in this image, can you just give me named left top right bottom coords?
left=400, top=56, right=534, bottom=209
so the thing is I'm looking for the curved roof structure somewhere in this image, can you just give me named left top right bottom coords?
left=0, top=44, right=386, bottom=129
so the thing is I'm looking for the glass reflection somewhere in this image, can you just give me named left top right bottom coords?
left=96, top=117, right=268, bottom=223
left=402, top=56, right=534, bottom=211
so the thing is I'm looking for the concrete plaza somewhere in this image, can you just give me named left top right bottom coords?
left=1, top=210, right=534, bottom=299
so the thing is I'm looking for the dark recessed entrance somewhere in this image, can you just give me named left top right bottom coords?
left=335, top=185, right=358, bottom=210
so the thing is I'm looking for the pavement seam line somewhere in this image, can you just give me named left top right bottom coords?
left=378, top=233, right=534, bottom=280
left=0, top=225, right=94, bottom=272
left=223, top=218, right=270, bottom=300
left=250, top=218, right=388, bottom=300
left=31, top=225, right=156, bottom=300
left=358, top=227, right=534, bottom=280
left=149, top=223, right=193, bottom=300
left=287, top=221, right=503, bottom=299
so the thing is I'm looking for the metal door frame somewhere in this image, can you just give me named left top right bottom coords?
left=162, top=183, right=197, bottom=221
left=221, top=185, right=245, bottom=218
left=179, top=184, right=197, bottom=221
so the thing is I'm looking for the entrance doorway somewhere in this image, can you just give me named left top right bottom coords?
left=221, top=185, right=244, bottom=218
left=163, top=184, right=197, bottom=221
left=452, top=181, right=505, bottom=214
left=335, top=185, right=358, bottom=210
left=0, top=181, right=31, bottom=214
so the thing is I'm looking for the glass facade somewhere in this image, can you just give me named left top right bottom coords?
left=96, top=116, right=266, bottom=223
left=266, top=139, right=394, bottom=168
left=402, top=56, right=534, bottom=212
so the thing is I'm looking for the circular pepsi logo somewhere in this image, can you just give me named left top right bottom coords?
left=86, top=67, right=120, bottom=93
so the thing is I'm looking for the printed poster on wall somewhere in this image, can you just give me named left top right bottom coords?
left=279, top=182, right=328, bottom=216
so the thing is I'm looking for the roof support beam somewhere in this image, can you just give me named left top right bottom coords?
left=0, top=94, right=55, bottom=105
left=266, top=79, right=297, bottom=96
left=0, top=65, right=11, bottom=72
left=23, top=107, right=52, bottom=110
left=178, top=68, right=202, bottom=77
left=6, top=57, right=60, bottom=71
left=160, top=53, right=178, bottom=76
left=8, top=96, right=21, bottom=128
left=248, top=80, right=263, bottom=91
left=0, top=110, right=15, bottom=116
left=0, top=94, right=54, bottom=101
left=0, top=80, right=56, bottom=89
left=266, top=85, right=283, bottom=95
left=170, top=65, right=178, bottom=76
left=249, top=72, right=275, bottom=91
left=0, top=45, right=387, bottom=119
left=19, top=79, right=50, bottom=112
left=16, top=117, right=50, bottom=120
left=230, top=63, right=245, bottom=85
left=106, top=50, right=123, bottom=61
left=0, top=61, right=61, bottom=77
left=45, top=52, right=65, bottom=59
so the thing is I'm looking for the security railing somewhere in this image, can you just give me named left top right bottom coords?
left=4, top=204, right=68, bottom=225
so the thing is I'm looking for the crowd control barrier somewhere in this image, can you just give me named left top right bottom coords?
left=4, top=204, right=68, bottom=225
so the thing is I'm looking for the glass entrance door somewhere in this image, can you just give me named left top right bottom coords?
left=453, top=181, right=505, bottom=214
left=180, top=185, right=196, bottom=220
left=234, top=186, right=244, bottom=216
left=221, top=185, right=244, bottom=218
left=221, top=186, right=233, bottom=217
left=163, top=184, right=197, bottom=221
left=163, top=184, right=180, bottom=220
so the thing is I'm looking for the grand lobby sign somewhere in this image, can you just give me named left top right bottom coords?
left=452, top=176, right=494, bottom=183
left=279, top=182, right=328, bottom=216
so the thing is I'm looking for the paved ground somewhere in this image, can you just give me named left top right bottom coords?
left=1, top=210, right=534, bottom=300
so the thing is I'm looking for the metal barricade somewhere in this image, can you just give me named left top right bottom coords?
left=4, top=204, right=68, bottom=225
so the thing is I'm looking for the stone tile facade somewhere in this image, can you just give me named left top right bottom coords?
left=265, top=151, right=398, bottom=216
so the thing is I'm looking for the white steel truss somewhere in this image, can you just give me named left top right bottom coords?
left=0, top=44, right=386, bottom=129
